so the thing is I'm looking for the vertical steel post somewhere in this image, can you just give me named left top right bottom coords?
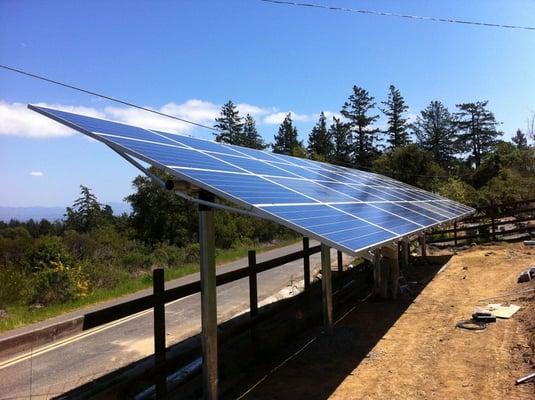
left=248, top=250, right=258, bottom=319
left=153, top=268, right=167, bottom=398
left=454, top=221, right=458, bottom=246
left=199, top=191, right=218, bottom=400
left=321, top=244, right=333, bottom=335
left=419, top=233, right=427, bottom=258
left=303, top=237, right=310, bottom=291
left=400, top=239, right=409, bottom=270
left=337, top=250, right=343, bottom=290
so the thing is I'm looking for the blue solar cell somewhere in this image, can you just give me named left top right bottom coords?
left=335, top=203, right=422, bottom=235
left=214, top=154, right=297, bottom=177
left=34, top=106, right=179, bottom=145
left=334, top=230, right=395, bottom=252
left=30, top=104, right=475, bottom=255
left=268, top=177, right=356, bottom=202
left=322, top=183, right=388, bottom=202
left=106, top=137, right=244, bottom=173
left=370, top=202, right=439, bottom=226
left=223, top=145, right=285, bottom=163
left=180, top=170, right=317, bottom=205
left=269, top=163, right=336, bottom=181
left=154, top=131, right=245, bottom=156
left=397, top=202, right=451, bottom=222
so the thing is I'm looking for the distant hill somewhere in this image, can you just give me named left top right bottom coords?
left=0, top=202, right=132, bottom=222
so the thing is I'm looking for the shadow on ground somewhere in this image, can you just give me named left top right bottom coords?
left=223, top=255, right=451, bottom=400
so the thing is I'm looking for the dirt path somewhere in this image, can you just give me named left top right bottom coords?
left=234, top=243, right=535, bottom=400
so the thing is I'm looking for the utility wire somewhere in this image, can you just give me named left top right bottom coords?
left=0, top=64, right=218, bottom=132
left=260, top=0, right=535, bottom=31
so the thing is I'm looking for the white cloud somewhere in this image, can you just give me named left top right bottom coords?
left=323, top=111, right=344, bottom=121
left=236, top=103, right=272, bottom=117
left=263, top=111, right=316, bottom=125
left=0, top=99, right=335, bottom=138
left=29, top=171, right=43, bottom=177
left=263, top=110, right=342, bottom=125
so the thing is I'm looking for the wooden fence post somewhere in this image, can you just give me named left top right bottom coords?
left=303, top=237, right=310, bottom=291
left=153, top=268, right=167, bottom=398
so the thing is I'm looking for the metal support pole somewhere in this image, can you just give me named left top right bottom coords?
left=337, top=250, right=343, bottom=290
left=303, top=237, right=310, bottom=291
left=321, top=244, right=333, bottom=335
left=248, top=250, right=258, bottom=319
left=419, top=233, right=427, bottom=258
left=454, top=221, right=458, bottom=246
left=400, top=239, right=409, bottom=270
left=199, top=191, right=218, bottom=400
left=153, top=268, right=167, bottom=398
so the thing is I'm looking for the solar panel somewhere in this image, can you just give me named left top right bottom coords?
left=29, top=105, right=474, bottom=255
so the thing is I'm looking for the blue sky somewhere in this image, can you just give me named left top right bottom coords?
left=1, top=0, right=534, bottom=207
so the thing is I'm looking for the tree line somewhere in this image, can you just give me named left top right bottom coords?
left=213, top=85, right=534, bottom=206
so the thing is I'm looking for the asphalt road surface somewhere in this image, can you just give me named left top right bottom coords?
left=0, top=240, right=350, bottom=399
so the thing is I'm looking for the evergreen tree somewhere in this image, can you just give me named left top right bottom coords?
left=126, top=168, right=197, bottom=246
left=328, top=117, right=352, bottom=165
left=307, top=112, right=333, bottom=161
left=413, top=101, right=457, bottom=166
left=242, top=114, right=266, bottom=149
left=512, top=129, right=528, bottom=149
left=455, top=101, right=502, bottom=168
left=380, top=85, right=410, bottom=149
left=214, top=100, right=244, bottom=145
left=65, top=185, right=113, bottom=232
left=340, top=86, right=380, bottom=167
left=272, top=113, right=303, bottom=155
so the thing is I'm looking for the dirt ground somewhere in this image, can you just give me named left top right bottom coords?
left=229, top=243, right=535, bottom=400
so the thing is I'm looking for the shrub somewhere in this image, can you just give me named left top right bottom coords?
left=0, top=267, right=28, bottom=307
left=28, top=236, right=72, bottom=272
left=183, top=243, right=200, bottom=263
left=121, top=251, right=152, bottom=273
left=80, top=260, right=127, bottom=290
left=30, top=262, right=77, bottom=305
left=150, top=243, right=185, bottom=268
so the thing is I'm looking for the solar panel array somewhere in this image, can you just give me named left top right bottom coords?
left=29, top=105, right=474, bottom=255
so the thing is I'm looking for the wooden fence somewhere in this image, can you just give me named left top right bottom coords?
left=426, top=198, right=535, bottom=245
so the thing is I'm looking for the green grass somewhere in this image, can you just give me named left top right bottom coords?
left=0, top=238, right=298, bottom=333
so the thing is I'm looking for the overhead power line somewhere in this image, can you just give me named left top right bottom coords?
left=0, top=64, right=218, bottom=132
left=260, top=0, right=535, bottom=31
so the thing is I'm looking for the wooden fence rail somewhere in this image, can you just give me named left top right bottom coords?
left=426, top=199, right=535, bottom=245
left=83, top=241, right=321, bottom=330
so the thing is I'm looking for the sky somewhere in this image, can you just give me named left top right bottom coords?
left=1, top=0, right=534, bottom=207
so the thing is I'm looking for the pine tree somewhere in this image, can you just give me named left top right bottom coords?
left=214, top=100, right=244, bottom=145
left=380, top=85, right=410, bottom=149
left=272, top=113, right=303, bottom=155
left=329, top=117, right=352, bottom=165
left=455, top=101, right=502, bottom=168
left=307, top=112, right=333, bottom=161
left=340, top=86, right=380, bottom=167
left=65, top=185, right=112, bottom=232
left=512, top=129, right=528, bottom=149
left=413, top=101, right=457, bottom=166
left=242, top=114, right=266, bottom=149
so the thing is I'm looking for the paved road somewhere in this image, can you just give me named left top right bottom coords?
left=0, top=241, right=350, bottom=399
